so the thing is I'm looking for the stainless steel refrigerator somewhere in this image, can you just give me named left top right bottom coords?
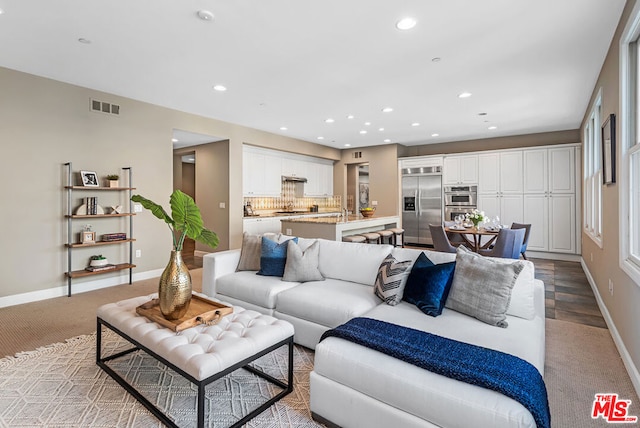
left=402, top=168, right=443, bottom=246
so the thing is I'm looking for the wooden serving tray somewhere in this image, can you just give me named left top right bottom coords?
left=136, top=294, right=233, bottom=332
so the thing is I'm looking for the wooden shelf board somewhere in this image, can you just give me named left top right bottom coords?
left=66, top=239, right=136, bottom=248
left=66, top=263, right=136, bottom=278
left=65, top=186, right=136, bottom=190
left=66, top=213, right=135, bottom=218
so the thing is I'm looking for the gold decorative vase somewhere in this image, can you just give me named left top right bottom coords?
left=158, top=250, right=192, bottom=320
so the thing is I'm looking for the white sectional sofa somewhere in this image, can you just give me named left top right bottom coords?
left=202, top=237, right=546, bottom=428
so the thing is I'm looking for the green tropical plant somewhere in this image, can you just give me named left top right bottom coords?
left=106, top=174, right=119, bottom=180
left=131, top=190, right=219, bottom=251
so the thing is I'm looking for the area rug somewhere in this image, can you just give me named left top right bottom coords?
left=0, top=330, right=322, bottom=428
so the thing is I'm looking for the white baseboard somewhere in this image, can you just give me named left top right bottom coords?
left=0, top=268, right=164, bottom=309
left=580, top=258, right=640, bottom=398
left=527, top=251, right=581, bottom=262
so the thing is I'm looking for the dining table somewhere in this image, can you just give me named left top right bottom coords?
left=444, top=225, right=501, bottom=253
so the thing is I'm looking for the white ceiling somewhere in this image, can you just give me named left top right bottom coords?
left=0, top=1, right=626, bottom=149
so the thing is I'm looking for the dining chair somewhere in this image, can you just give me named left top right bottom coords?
left=510, top=222, right=532, bottom=260
left=477, top=228, right=526, bottom=259
left=429, top=224, right=458, bottom=253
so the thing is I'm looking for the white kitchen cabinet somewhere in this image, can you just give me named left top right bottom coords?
left=443, top=155, right=478, bottom=185
left=478, top=193, right=523, bottom=227
left=281, top=158, right=307, bottom=178
left=243, top=147, right=282, bottom=196
left=478, top=151, right=523, bottom=195
left=305, top=162, right=334, bottom=196
left=522, top=146, right=577, bottom=253
left=243, top=217, right=282, bottom=235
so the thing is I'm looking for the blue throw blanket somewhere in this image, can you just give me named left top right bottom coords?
left=320, top=317, right=550, bottom=428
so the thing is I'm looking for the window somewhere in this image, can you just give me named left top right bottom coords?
left=583, top=91, right=602, bottom=245
left=620, top=4, right=640, bottom=284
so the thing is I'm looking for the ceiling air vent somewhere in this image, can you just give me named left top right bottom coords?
left=90, top=98, right=120, bottom=116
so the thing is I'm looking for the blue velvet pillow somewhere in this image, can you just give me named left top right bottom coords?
left=257, top=237, right=298, bottom=277
left=403, top=260, right=456, bottom=317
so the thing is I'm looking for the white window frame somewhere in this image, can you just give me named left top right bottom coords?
left=583, top=89, right=603, bottom=246
left=619, top=2, right=640, bottom=285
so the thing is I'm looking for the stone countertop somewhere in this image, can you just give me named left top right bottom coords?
left=244, top=211, right=341, bottom=219
left=280, top=215, right=397, bottom=224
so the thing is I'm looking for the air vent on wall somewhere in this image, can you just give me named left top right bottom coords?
left=353, top=151, right=362, bottom=159
left=90, top=98, right=120, bottom=116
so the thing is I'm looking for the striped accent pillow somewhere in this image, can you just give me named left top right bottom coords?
left=374, top=254, right=413, bottom=305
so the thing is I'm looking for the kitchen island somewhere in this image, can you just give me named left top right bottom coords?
left=280, top=215, right=400, bottom=241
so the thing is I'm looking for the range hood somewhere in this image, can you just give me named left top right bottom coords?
left=282, top=175, right=308, bottom=183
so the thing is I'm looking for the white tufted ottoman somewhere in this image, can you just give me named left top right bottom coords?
left=96, top=294, right=295, bottom=428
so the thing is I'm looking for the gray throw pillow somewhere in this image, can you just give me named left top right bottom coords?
left=236, top=232, right=279, bottom=271
left=282, top=240, right=324, bottom=282
left=445, top=246, right=524, bottom=328
left=374, top=253, right=413, bottom=305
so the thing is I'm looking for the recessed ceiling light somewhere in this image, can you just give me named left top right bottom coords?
left=344, top=144, right=351, bottom=147
left=213, top=84, right=227, bottom=92
left=458, top=92, right=472, bottom=98
left=359, top=130, right=367, bottom=134
left=478, top=112, right=487, bottom=116
left=325, top=118, right=334, bottom=123
left=431, top=57, right=441, bottom=62
left=364, top=122, right=371, bottom=126
left=0, top=9, right=4, bottom=15
left=197, top=10, right=214, bottom=21
left=172, top=138, right=179, bottom=143
left=382, top=107, right=393, bottom=113
left=317, top=136, right=324, bottom=140
left=378, top=128, right=385, bottom=131
left=384, top=139, right=391, bottom=143
left=488, top=126, right=498, bottom=130
left=280, top=127, right=288, bottom=131
left=396, top=17, right=417, bottom=30
left=431, top=133, right=439, bottom=137
left=347, top=115, right=355, bottom=119
left=411, top=122, right=420, bottom=127
left=78, top=38, right=91, bottom=44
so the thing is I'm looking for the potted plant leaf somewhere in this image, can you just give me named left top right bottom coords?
left=131, top=190, right=219, bottom=320
left=106, top=174, right=120, bottom=188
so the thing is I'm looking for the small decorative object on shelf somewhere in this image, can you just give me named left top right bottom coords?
left=89, top=254, right=108, bottom=267
left=110, top=205, right=122, bottom=214
left=106, top=174, right=120, bottom=188
left=81, top=224, right=96, bottom=244
left=80, top=170, right=99, bottom=187
left=360, top=206, right=375, bottom=218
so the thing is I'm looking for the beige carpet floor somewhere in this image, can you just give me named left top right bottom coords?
left=0, top=269, right=638, bottom=427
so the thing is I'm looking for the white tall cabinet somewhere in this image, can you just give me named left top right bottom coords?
left=477, top=151, right=524, bottom=226
left=523, top=146, right=577, bottom=254
left=443, top=155, right=478, bottom=185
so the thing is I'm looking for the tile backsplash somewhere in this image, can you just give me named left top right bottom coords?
left=243, top=195, right=341, bottom=211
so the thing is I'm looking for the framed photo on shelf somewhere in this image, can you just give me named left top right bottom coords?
left=80, top=170, right=99, bottom=187
left=81, top=231, right=96, bottom=244
left=602, top=113, right=616, bottom=185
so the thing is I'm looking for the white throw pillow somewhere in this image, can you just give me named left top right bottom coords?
left=373, top=254, right=413, bottom=305
left=446, top=246, right=525, bottom=328
left=282, top=240, right=324, bottom=282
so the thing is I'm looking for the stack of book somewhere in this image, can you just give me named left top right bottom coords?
left=86, top=197, right=98, bottom=215
left=102, top=233, right=127, bottom=241
left=85, top=264, right=116, bottom=272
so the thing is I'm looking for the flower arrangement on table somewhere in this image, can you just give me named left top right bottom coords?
left=465, top=209, right=486, bottom=228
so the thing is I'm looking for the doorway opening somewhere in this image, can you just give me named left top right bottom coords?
left=346, top=162, right=369, bottom=213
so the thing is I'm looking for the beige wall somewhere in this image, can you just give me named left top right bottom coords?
left=336, top=145, right=400, bottom=217
left=399, top=129, right=580, bottom=157
left=0, top=66, right=336, bottom=300
left=579, top=0, right=640, bottom=379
